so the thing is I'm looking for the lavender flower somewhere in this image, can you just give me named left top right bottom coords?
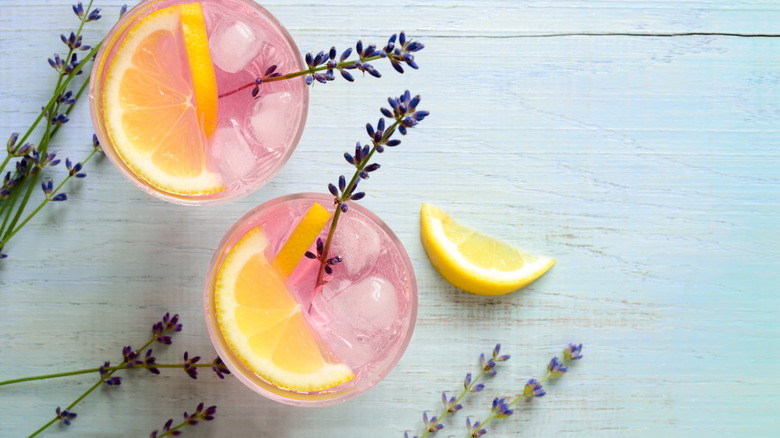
left=491, top=398, right=513, bottom=418
left=66, top=158, right=86, bottom=178
left=99, top=361, right=122, bottom=386
left=466, top=418, right=487, bottom=437
left=412, top=345, right=507, bottom=437
left=442, top=392, right=463, bottom=413
left=211, top=357, right=231, bottom=379
left=142, top=349, right=160, bottom=374
left=149, top=403, right=217, bottom=438
left=183, top=352, right=201, bottom=379
left=55, top=407, right=77, bottom=426
left=422, top=412, right=443, bottom=433
left=522, top=379, right=545, bottom=398
left=564, top=343, right=583, bottom=361
left=547, top=357, right=568, bottom=377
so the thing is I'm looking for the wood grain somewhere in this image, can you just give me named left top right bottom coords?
left=1, top=0, right=778, bottom=436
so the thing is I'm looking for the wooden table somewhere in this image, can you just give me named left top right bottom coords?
left=1, top=0, right=778, bottom=436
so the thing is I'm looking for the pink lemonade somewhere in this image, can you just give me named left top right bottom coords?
left=89, top=0, right=308, bottom=204
left=204, top=193, right=418, bottom=405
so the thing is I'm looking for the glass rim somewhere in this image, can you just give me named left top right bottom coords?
left=88, top=0, right=309, bottom=206
left=203, top=192, right=418, bottom=406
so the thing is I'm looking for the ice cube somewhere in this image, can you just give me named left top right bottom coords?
left=309, top=292, right=376, bottom=368
left=207, top=119, right=257, bottom=180
left=329, top=212, right=383, bottom=278
left=327, top=276, right=399, bottom=346
left=248, top=92, right=295, bottom=149
left=209, top=20, right=262, bottom=74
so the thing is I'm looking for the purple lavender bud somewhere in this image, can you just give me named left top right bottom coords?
left=375, top=144, right=385, bottom=153
left=490, top=398, right=513, bottom=418
left=313, top=50, right=325, bottom=66
left=523, top=379, right=546, bottom=397
left=87, top=7, right=102, bottom=21
left=304, top=251, right=317, bottom=260
left=328, top=46, right=337, bottom=60
left=6, top=132, right=18, bottom=150
left=264, top=65, right=277, bottom=77
left=399, top=32, right=407, bottom=45
left=251, top=86, right=260, bottom=98
left=366, top=123, right=375, bottom=138
left=305, top=52, right=313, bottom=66
left=51, top=193, right=68, bottom=201
left=339, top=47, right=352, bottom=62
left=343, top=153, right=355, bottom=165
left=386, top=139, right=401, bottom=147
left=92, top=134, right=101, bottom=151
left=316, top=237, right=324, bottom=255
left=73, top=2, right=85, bottom=18
left=464, top=372, right=472, bottom=388
left=398, top=125, right=407, bottom=135
left=564, top=343, right=583, bottom=361
left=407, top=41, right=424, bottom=52
left=390, top=59, right=404, bottom=73
left=364, top=63, right=381, bottom=78
left=119, top=4, right=128, bottom=17
left=339, top=69, right=354, bottom=82
left=350, top=192, right=365, bottom=201
left=328, top=183, right=339, bottom=196
left=55, top=407, right=77, bottom=425
left=305, top=75, right=313, bottom=85
left=380, top=107, right=393, bottom=118
left=470, top=383, right=485, bottom=393
left=364, top=44, right=377, bottom=57
left=356, top=40, right=364, bottom=56
left=338, top=175, right=346, bottom=192
left=340, top=203, right=348, bottom=213
left=364, top=163, right=380, bottom=173
left=324, top=265, right=333, bottom=275
left=41, top=179, right=53, bottom=195
left=548, top=357, right=568, bottom=377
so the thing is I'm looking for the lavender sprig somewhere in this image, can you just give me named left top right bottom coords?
left=464, top=343, right=584, bottom=437
left=149, top=403, right=217, bottom=438
left=313, top=91, right=428, bottom=286
left=0, top=1, right=125, bottom=259
left=219, top=32, right=424, bottom=99
left=405, top=344, right=509, bottom=438
left=7, top=313, right=228, bottom=437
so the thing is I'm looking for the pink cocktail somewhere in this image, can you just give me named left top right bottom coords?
left=89, top=0, right=308, bottom=204
left=204, top=193, right=418, bottom=405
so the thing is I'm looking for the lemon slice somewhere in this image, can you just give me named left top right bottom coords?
left=214, top=226, right=354, bottom=391
left=274, top=202, right=332, bottom=277
left=102, top=3, right=223, bottom=196
left=420, top=203, right=556, bottom=295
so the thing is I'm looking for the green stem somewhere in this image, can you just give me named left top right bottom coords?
left=314, top=121, right=400, bottom=286
left=0, top=362, right=213, bottom=387
left=420, top=369, right=488, bottom=438
left=217, top=53, right=385, bottom=99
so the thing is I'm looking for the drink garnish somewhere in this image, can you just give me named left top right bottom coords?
left=274, top=201, right=332, bottom=277
left=102, top=3, right=223, bottom=196
left=420, top=203, right=556, bottom=295
left=214, top=226, right=354, bottom=391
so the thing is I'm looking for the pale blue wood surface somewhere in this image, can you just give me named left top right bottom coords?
left=1, top=0, right=779, bottom=437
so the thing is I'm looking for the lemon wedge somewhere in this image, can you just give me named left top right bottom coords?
left=420, top=203, right=556, bottom=295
